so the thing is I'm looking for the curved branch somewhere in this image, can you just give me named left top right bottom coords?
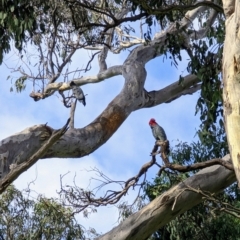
left=141, top=74, right=200, bottom=109
left=46, top=73, right=199, bottom=158
left=2, top=5, right=207, bottom=177
left=163, top=158, right=233, bottom=172
left=29, top=65, right=123, bottom=101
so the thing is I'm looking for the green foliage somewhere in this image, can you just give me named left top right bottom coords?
left=0, top=185, right=84, bottom=239
left=188, top=20, right=225, bottom=138
left=0, top=0, right=38, bottom=64
left=149, top=202, right=240, bottom=240
left=173, top=128, right=228, bottom=166
left=129, top=0, right=190, bottom=28
left=14, top=76, right=27, bottom=93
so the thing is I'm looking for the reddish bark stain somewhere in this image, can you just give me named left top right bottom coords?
left=102, top=110, right=126, bottom=139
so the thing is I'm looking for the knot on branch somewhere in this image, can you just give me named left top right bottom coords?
left=29, top=91, right=43, bottom=101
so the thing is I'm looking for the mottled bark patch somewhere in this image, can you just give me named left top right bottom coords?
left=223, top=0, right=235, bottom=18
left=160, top=195, right=170, bottom=204
left=99, top=107, right=126, bottom=142
left=224, top=97, right=232, bottom=115
left=0, top=124, right=53, bottom=178
left=171, top=209, right=181, bottom=217
left=237, top=153, right=240, bottom=165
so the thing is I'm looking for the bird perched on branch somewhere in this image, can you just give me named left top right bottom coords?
left=149, top=118, right=169, bottom=154
left=70, top=81, right=86, bottom=106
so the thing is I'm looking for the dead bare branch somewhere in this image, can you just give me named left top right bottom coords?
left=158, top=158, right=234, bottom=176
left=70, top=99, right=77, bottom=129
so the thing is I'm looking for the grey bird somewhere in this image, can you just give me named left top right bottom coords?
left=149, top=118, right=169, bottom=154
left=70, top=81, right=86, bottom=106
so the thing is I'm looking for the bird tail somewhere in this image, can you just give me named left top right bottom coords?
left=81, top=98, right=86, bottom=106
left=166, top=145, right=170, bottom=155
left=163, top=140, right=170, bottom=155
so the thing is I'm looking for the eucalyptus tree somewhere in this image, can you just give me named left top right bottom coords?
left=0, top=0, right=239, bottom=239
left=0, top=185, right=85, bottom=239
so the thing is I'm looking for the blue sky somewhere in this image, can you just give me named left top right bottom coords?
left=0, top=42, right=201, bottom=234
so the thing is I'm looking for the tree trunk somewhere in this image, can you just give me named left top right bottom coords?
left=222, top=0, right=240, bottom=187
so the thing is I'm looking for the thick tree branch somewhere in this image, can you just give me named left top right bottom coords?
left=0, top=119, right=70, bottom=193
left=29, top=65, right=123, bottom=101
left=1, top=72, right=201, bottom=174
left=97, top=155, right=235, bottom=240
left=141, top=74, right=200, bottom=108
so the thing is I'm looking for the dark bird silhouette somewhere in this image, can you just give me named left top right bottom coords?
left=70, top=81, right=86, bottom=106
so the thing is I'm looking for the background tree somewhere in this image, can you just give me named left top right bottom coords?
left=0, top=0, right=239, bottom=238
left=0, top=185, right=85, bottom=239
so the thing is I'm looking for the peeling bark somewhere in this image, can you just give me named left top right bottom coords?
left=0, top=120, right=69, bottom=193
left=0, top=125, right=53, bottom=178
left=223, top=0, right=240, bottom=187
left=97, top=155, right=235, bottom=240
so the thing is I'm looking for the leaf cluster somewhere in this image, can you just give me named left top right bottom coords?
left=189, top=21, right=225, bottom=137
left=0, top=185, right=84, bottom=240
left=130, top=0, right=194, bottom=28
left=0, top=0, right=38, bottom=64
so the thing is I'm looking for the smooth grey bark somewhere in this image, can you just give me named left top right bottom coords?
left=222, top=0, right=240, bottom=187
left=0, top=125, right=52, bottom=178
left=97, top=155, right=235, bottom=240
